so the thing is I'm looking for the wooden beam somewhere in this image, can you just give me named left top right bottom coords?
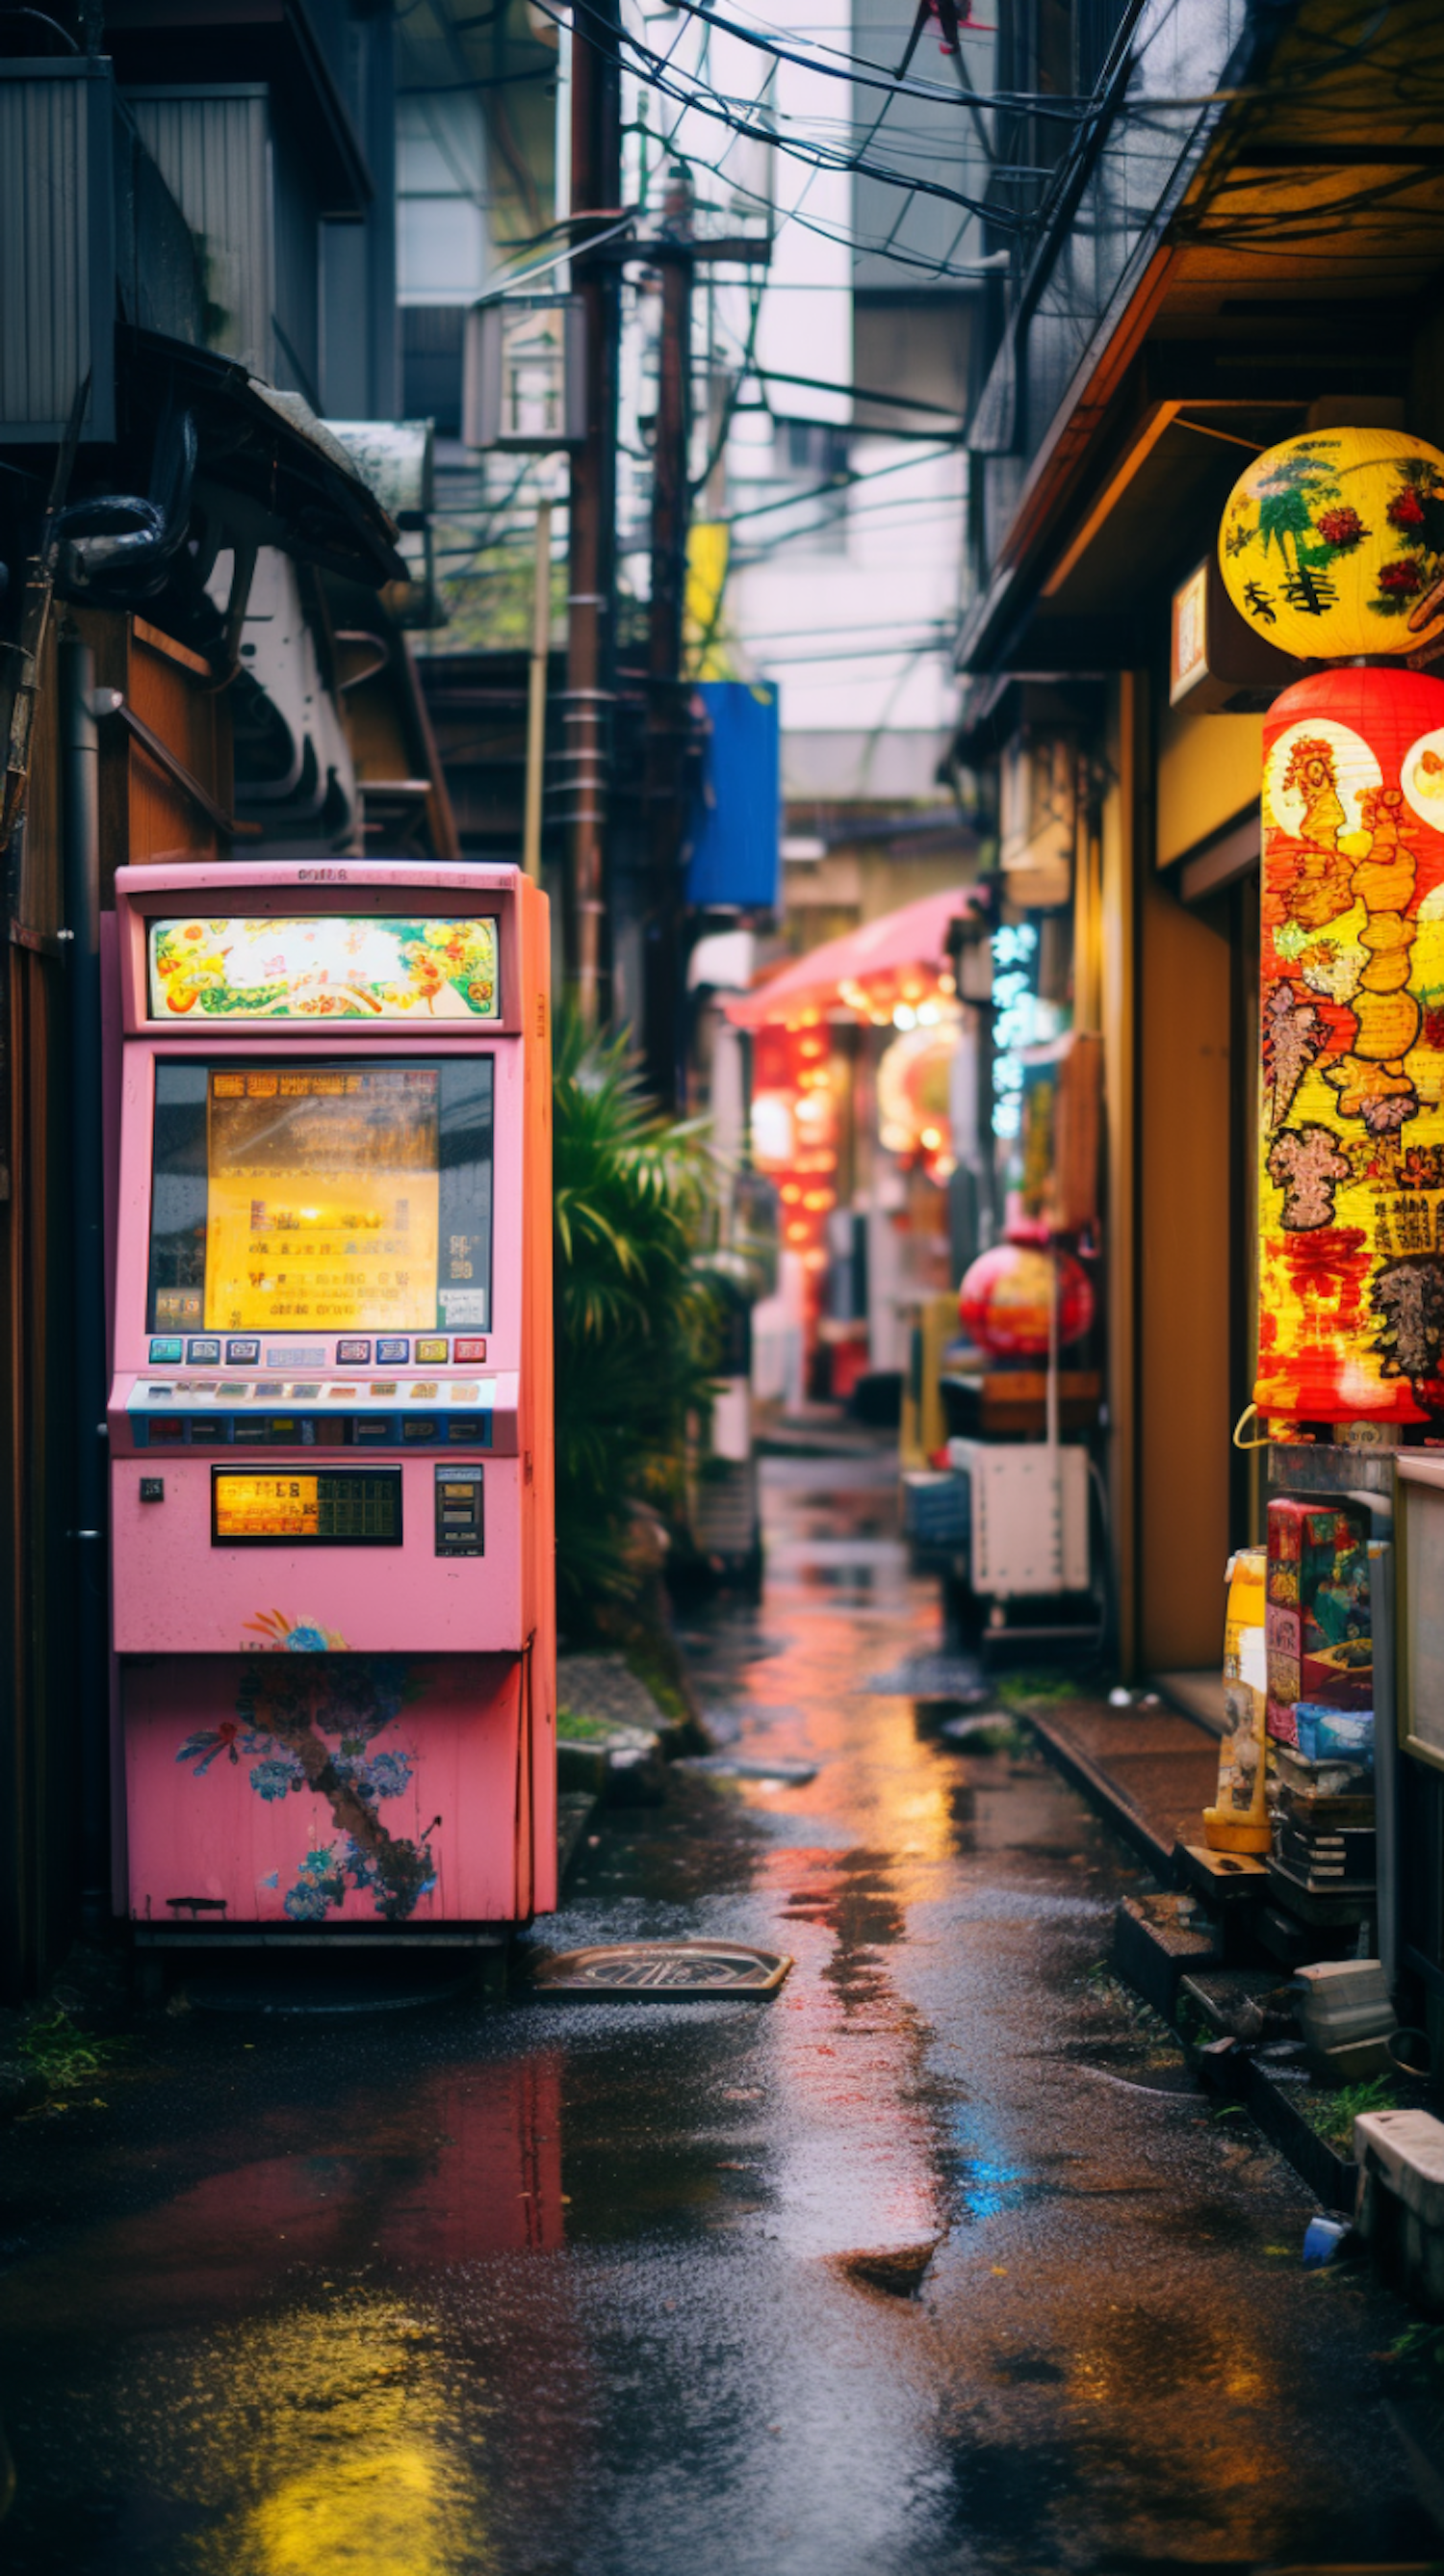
left=1041, top=403, right=1180, bottom=600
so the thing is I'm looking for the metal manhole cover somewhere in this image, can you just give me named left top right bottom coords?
left=532, top=1940, right=792, bottom=1997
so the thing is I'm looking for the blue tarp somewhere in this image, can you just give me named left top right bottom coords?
left=685, top=681, right=780, bottom=912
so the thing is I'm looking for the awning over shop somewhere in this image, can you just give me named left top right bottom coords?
left=723, top=884, right=982, bottom=1031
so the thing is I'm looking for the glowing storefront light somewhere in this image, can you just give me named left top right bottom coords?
left=1218, top=429, right=1444, bottom=1422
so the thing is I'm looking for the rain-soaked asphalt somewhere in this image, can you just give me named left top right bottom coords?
left=1, top=1450, right=1440, bottom=2575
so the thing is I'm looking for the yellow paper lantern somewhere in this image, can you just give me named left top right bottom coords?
left=1219, top=429, right=1444, bottom=661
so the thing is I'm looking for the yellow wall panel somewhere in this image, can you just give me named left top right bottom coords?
left=1156, top=706, right=1262, bottom=869
left=1138, top=877, right=1233, bottom=1668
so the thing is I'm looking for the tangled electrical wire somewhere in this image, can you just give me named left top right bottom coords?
left=524, top=0, right=1021, bottom=231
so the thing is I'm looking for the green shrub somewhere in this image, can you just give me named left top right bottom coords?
left=19, top=2008, right=124, bottom=2094
left=553, top=1011, right=721, bottom=1632
left=1298, top=2072, right=1396, bottom=2149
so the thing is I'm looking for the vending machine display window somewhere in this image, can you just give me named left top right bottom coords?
left=211, top=1468, right=404, bottom=1544
left=147, top=1058, right=494, bottom=1337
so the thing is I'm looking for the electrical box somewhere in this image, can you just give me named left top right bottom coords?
left=949, top=1441, right=1090, bottom=1597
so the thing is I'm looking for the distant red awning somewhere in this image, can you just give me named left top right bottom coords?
left=724, top=884, right=981, bottom=1031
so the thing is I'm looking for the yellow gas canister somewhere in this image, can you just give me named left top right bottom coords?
left=1203, top=1547, right=1272, bottom=1854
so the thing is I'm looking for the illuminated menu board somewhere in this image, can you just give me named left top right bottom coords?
left=205, top=1066, right=439, bottom=1335
left=147, top=1059, right=493, bottom=1336
left=213, top=1470, right=402, bottom=1543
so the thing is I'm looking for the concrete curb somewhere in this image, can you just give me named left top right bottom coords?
left=1025, top=1704, right=1360, bottom=2216
left=1022, top=1707, right=1178, bottom=1878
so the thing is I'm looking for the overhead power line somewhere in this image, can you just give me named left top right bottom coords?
left=525, top=0, right=1027, bottom=231
left=749, top=365, right=963, bottom=421
left=715, top=437, right=957, bottom=529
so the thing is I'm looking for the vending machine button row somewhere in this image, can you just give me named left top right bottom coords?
left=132, top=1411, right=495, bottom=1450
left=131, top=1377, right=494, bottom=1408
left=142, top=1337, right=479, bottom=1369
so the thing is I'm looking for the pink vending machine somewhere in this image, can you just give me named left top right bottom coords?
left=107, top=860, right=555, bottom=1945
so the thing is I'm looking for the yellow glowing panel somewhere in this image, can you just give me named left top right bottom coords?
left=203, top=1068, right=441, bottom=1334
left=216, top=1475, right=321, bottom=1540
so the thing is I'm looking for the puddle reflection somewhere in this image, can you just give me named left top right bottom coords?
left=0, top=2056, right=585, bottom=2573
left=189, top=2301, right=485, bottom=2576
left=0, top=1448, right=1434, bottom=2576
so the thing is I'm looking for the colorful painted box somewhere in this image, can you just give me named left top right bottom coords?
left=1266, top=1502, right=1304, bottom=1607
left=1267, top=1697, right=1302, bottom=1749
left=1265, top=1497, right=1371, bottom=1706
left=1267, top=1500, right=1369, bottom=1611
left=1266, top=1598, right=1302, bottom=1673
left=1303, top=1636, right=1374, bottom=1709
left=1292, top=1702, right=1375, bottom=1770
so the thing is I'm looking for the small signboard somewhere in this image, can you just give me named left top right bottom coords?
left=1170, top=559, right=1210, bottom=706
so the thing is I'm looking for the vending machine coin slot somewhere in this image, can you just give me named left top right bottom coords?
left=435, top=1465, right=483, bottom=1555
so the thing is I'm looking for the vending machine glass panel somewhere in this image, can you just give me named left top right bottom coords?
left=146, top=1059, right=494, bottom=1338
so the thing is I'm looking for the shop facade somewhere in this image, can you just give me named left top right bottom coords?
left=952, top=0, right=1444, bottom=2043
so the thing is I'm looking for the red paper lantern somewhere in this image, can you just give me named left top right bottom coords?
left=1256, top=664, right=1444, bottom=1421
left=959, top=1240, right=1094, bottom=1359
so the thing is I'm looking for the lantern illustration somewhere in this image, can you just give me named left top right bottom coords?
left=1219, top=429, right=1444, bottom=663
left=1253, top=664, right=1444, bottom=1420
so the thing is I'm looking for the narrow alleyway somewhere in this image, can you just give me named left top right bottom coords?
left=0, top=1453, right=1438, bottom=2575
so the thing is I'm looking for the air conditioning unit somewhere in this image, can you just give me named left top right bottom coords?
left=947, top=1440, right=1090, bottom=1597
left=998, top=732, right=1077, bottom=910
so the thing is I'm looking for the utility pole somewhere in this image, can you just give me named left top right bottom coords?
left=642, top=170, right=694, bottom=1110
left=522, top=496, right=551, bottom=884
left=563, top=0, right=622, bottom=1028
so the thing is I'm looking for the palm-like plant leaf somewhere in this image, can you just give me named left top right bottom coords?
left=552, top=1009, right=722, bottom=1630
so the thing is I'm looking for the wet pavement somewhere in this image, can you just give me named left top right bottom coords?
left=1, top=1450, right=1440, bottom=2574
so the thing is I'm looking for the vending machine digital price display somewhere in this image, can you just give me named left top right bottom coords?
left=107, top=863, right=554, bottom=1938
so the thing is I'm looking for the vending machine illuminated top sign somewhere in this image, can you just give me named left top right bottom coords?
left=146, top=916, right=501, bottom=1021
left=147, top=1060, right=493, bottom=1337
